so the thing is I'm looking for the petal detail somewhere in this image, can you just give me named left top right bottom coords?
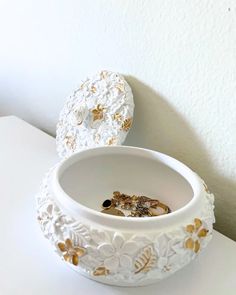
left=72, top=254, right=79, bottom=266
left=194, top=218, right=202, bottom=231
left=63, top=253, right=70, bottom=262
left=185, top=238, right=194, bottom=250
left=75, top=247, right=85, bottom=257
left=98, top=243, right=115, bottom=257
left=186, top=224, right=195, bottom=233
left=157, top=257, right=168, bottom=269
left=120, top=254, right=132, bottom=268
left=112, top=233, right=124, bottom=251
left=65, top=239, right=73, bottom=249
left=58, top=242, right=66, bottom=252
left=194, top=240, right=200, bottom=253
left=104, top=256, right=119, bottom=271
left=198, top=228, right=208, bottom=238
left=121, top=241, right=138, bottom=255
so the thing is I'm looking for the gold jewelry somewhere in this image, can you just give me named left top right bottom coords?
left=100, top=192, right=171, bottom=217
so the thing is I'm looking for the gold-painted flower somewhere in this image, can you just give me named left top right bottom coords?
left=58, top=238, right=85, bottom=266
left=185, top=218, right=208, bottom=253
left=121, top=118, right=133, bottom=131
left=91, top=104, right=105, bottom=121
left=64, top=135, right=76, bottom=151
left=93, top=266, right=110, bottom=276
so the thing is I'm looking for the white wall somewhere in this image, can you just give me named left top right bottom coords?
left=0, top=0, right=235, bottom=239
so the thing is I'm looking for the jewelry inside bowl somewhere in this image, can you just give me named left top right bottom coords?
left=36, top=146, right=215, bottom=286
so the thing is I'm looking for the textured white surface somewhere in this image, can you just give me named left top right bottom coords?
left=0, top=0, right=236, bottom=239
left=36, top=162, right=214, bottom=286
left=56, top=70, right=134, bottom=158
left=0, top=116, right=235, bottom=294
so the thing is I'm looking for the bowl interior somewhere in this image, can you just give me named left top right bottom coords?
left=59, top=149, right=193, bottom=213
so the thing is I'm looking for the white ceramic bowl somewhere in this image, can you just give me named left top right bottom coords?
left=36, top=146, right=215, bottom=286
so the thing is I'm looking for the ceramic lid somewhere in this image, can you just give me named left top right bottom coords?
left=56, top=70, right=135, bottom=158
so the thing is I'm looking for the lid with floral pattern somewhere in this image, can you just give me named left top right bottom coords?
left=56, top=70, right=135, bottom=158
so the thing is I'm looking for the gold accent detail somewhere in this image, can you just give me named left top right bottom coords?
left=92, top=104, right=105, bottom=121
left=100, top=71, right=108, bottom=79
left=93, top=266, right=110, bottom=276
left=121, top=117, right=133, bottom=132
left=116, top=83, right=125, bottom=93
left=91, top=85, right=97, bottom=93
left=185, top=238, right=194, bottom=250
left=57, top=238, right=85, bottom=266
left=134, top=246, right=156, bottom=274
left=185, top=218, right=209, bottom=253
left=113, top=112, right=122, bottom=122
left=80, top=79, right=88, bottom=90
left=64, top=135, right=76, bottom=150
left=186, top=224, right=195, bottom=233
left=194, top=240, right=200, bottom=253
left=107, top=137, right=117, bottom=145
left=194, top=218, right=202, bottom=230
left=101, top=207, right=125, bottom=216
left=203, top=183, right=210, bottom=194
left=198, top=228, right=208, bottom=238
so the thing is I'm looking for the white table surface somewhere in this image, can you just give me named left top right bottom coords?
left=0, top=116, right=235, bottom=295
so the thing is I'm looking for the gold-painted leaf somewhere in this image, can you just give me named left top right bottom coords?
left=185, top=238, right=194, bottom=250
left=134, top=245, right=156, bottom=274
left=121, top=118, right=133, bottom=132
left=198, top=228, right=208, bottom=238
left=93, top=266, right=110, bottom=276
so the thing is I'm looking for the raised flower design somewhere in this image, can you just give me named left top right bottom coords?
left=154, top=233, right=186, bottom=273
left=185, top=218, right=208, bottom=253
left=37, top=203, right=64, bottom=240
left=58, top=238, right=85, bottom=266
left=98, top=233, right=138, bottom=272
left=64, top=134, right=76, bottom=151
left=91, top=104, right=105, bottom=121
left=69, top=106, right=88, bottom=126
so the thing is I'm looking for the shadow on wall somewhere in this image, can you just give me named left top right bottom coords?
left=124, top=76, right=236, bottom=241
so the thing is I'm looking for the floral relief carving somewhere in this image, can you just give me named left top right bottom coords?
left=58, top=238, right=86, bottom=266
left=185, top=218, right=209, bottom=253
left=56, top=71, right=135, bottom=158
left=36, top=169, right=215, bottom=284
left=98, top=233, right=138, bottom=272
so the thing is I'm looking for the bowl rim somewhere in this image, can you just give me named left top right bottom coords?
left=51, top=146, right=204, bottom=230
